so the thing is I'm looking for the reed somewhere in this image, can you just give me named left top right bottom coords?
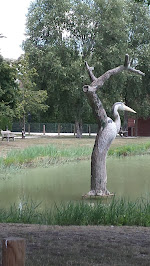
left=0, top=141, right=150, bottom=168
left=1, top=197, right=150, bottom=226
left=0, top=145, right=92, bottom=167
left=108, top=142, right=150, bottom=157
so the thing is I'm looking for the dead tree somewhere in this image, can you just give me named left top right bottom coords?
left=83, top=54, right=145, bottom=197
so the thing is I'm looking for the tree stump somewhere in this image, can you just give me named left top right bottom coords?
left=2, top=237, right=25, bottom=266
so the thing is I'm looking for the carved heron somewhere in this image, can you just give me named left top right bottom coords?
left=99, top=102, right=136, bottom=152
left=83, top=57, right=143, bottom=197
left=109, top=102, right=136, bottom=135
left=88, top=102, right=136, bottom=196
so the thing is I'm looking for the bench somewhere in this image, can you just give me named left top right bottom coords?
left=119, top=130, right=128, bottom=137
left=1, top=130, right=15, bottom=141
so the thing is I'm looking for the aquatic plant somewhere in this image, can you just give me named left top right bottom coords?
left=0, top=145, right=92, bottom=167
left=108, top=142, right=150, bottom=157
left=1, top=197, right=150, bottom=226
left=0, top=141, right=150, bottom=168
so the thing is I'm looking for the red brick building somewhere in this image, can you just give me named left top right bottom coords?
left=128, top=118, right=150, bottom=136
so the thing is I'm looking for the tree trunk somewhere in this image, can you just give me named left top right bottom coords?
left=83, top=55, right=145, bottom=197
left=75, top=120, right=82, bottom=138
left=22, top=114, right=26, bottom=139
left=91, top=129, right=109, bottom=195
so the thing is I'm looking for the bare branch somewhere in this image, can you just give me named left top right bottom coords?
left=83, top=54, right=145, bottom=93
left=124, top=54, right=130, bottom=67
left=124, top=54, right=145, bottom=76
left=91, top=65, right=125, bottom=91
left=85, top=61, right=97, bottom=82
left=127, top=67, right=145, bottom=76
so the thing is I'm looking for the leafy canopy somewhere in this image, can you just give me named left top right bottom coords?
left=0, top=56, right=18, bottom=129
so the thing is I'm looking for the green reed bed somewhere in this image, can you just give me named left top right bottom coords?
left=108, top=142, right=150, bottom=157
left=0, top=145, right=92, bottom=167
left=0, top=141, right=150, bottom=168
left=1, top=197, right=150, bottom=226
left=51, top=197, right=150, bottom=226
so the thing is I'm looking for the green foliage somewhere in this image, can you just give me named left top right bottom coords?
left=0, top=201, right=43, bottom=224
left=15, top=55, right=48, bottom=125
left=23, top=0, right=97, bottom=123
left=23, top=0, right=150, bottom=124
left=26, top=0, right=70, bottom=47
left=51, top=198, right=150, bottom=226
left=2, top=197, right=150, bottom=226
left=108, top=142, right=150, bottom=156
left=0, top=141, right=150, bottom=168
left=0, top=56, right=18, bottom=129
left=0, top=144, right=92, bottom=167
left=135, top=0, right=150, bottom=5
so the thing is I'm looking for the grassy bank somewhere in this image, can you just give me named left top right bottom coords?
left=0, top=141, right=150, bottom=168
left=2, top=197, right=150, bottom=226
left=0, top=144, right=92, bottom=167
left=108, top=142, right=150, bottom=157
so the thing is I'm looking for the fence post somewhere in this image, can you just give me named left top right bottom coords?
left=43, top=124, right=46, bottom=135
left=2, top=237, right=25, bottom=266
left=88, top=125, right=91, bottom=136
left=74, top=124, right=76, bottom=137
left=58, top=123, right=61, bottom=136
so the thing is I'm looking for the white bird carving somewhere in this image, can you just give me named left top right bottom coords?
left=111, top=102, right=136, bottom=134
left=101, top=102, right=136, bottom=151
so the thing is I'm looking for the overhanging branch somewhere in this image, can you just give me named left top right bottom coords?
left=83, top=54, right=145, bottom=93
left=85, top=61, right=97, bottom=82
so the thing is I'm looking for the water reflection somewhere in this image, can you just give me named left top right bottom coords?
left=0, top=155, right=150, bottom=209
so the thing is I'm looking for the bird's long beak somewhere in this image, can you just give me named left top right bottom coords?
left=124, top=105, right=136, bottom=113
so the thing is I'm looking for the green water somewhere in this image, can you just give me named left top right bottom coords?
left=0, top=155, right=150, bottom=209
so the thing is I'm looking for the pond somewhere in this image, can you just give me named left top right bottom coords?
left=0, top=155, right=150, bottom=209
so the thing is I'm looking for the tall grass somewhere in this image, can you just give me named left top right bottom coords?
left=1, top=197, right=150, bottom=226
left=0, top=141, right=150, bottom=168
left=52, top=197, right=150, bottom=226
left=108, top=142, right=150, bottom=157
left=0, top=144, right=92, bottom=167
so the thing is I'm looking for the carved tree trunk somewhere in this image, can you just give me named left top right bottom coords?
left=91, top=131, right=108, bottom=194
left=83, top=55, right=145, bottom=197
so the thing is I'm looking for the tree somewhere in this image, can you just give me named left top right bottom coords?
left=24, top=0, right=94, bottom=130
left=0, top=56, right=18, bottom=129
left=24, top=0, right=150, bottom=129
left=83, top=55, right=144, bottom=196
left=90, top=0, right=150, bottom=128
left=119, top=1, right=150, bottom=125
left=15, top=55, right=48, bottom=130
left=26, top=0, right=70, bottom=47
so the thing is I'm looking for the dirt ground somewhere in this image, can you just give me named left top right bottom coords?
left=1, top=136, right=150, bottom=265
left=0, top=223, right=150, bottom=265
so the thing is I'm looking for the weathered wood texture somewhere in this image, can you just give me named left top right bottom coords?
left=83, top=54, right=145, bottom=196
left=2, top=238, right=25, bottom=266
left=83, top=55, right=145, bottom=93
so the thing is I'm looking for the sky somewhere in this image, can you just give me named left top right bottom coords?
left=0, top=0, right=32, bottom=60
